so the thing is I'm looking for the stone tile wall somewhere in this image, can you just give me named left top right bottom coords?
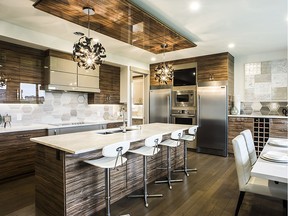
left=0, top=92, right=124, bottom=125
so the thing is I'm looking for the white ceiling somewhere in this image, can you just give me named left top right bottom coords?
left=0, top=0, right=287, bottom=65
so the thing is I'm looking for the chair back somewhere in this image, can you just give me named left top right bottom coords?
left=188, top=126, right=198, bottom=135
left=232, top=135, right=252, bottom=191
left=240, top=129, right=257, bottom=166
left=171, top=129, right=183, bottom=140
left=145, top=134, right=163, bottom=147
left=102, top=141, right=130, bottom=158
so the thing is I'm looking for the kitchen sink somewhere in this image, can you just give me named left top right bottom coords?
left=96, top=126, right=140, bottom=135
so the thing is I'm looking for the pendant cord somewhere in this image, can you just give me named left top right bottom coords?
left=87, top=9, right=90, bottom=38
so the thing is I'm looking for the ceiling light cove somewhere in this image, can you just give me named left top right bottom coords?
left=190, top=2, right=201, bottom=11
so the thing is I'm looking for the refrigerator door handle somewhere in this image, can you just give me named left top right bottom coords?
left=197, top=95, right=200, bottom=127
left=167, top=95, right=170, bottom=123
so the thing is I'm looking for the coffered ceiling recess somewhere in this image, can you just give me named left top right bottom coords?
left=33, top=0, right=197, bottom=54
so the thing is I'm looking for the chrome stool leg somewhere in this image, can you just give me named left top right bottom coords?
left=128, top=156, right=163, bottom=207
left=174, top=140, right=197, bottom=176
left=155, top=146, right=183, bottom=189
left=105, top=168, right=111, bottom=216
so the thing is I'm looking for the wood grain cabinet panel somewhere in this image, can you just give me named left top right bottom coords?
left=269, top=118, right=288, bottom=138
left=0, top=129, right=47, bottom=182
left=228, top=117, right=253, bottom=154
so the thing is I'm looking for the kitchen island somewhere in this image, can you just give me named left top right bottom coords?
left=31, top=123, right=192, bottom=216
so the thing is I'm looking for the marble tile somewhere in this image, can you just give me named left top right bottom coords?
left=271, top=87, right=287, bottom=100
left=254, top=74, right=271, bottom=83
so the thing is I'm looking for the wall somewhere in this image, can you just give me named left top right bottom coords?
left=0, top=92, right=123, bottom=126
left=234, top=50, right=287, bottom=100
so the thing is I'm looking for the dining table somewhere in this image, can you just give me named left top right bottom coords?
left=251, top=137, right=288, bottom=184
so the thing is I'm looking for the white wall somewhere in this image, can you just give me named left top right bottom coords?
left=234, top=49, right=287, bottom=101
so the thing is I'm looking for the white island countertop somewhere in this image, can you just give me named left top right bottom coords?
left=30, top=123, right=192, bottom=154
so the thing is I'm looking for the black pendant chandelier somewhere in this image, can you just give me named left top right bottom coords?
left=154, top=43, right=174, bottom=85
left=73, top=7, right=106, bottom=70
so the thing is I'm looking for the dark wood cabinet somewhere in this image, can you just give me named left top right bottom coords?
left=228, top=117, right=253, bottom=154
left=88, top=64, right=121, bottom=104
left=106, top=122, right=123, bottom=128
left=0, top=129, right=47, bottom=182
left=269, top=118, right=287, bottom=138
left=0, top=41, right=45, bottom=103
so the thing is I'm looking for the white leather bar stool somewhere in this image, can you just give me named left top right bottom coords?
left=128, top=134, right=163, bottom=207
left=155, top=129, right=183, bottom=189
left=84, top=141, right=130, bottom=216
left=174, top=125, right=198, bottom=176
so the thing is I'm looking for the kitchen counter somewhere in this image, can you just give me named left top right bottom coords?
left=228, top=114, right=287, bottom=119
left=31, top=123, right=191, bottom=154
left=0, top=119, right=124, bottom=133
left=33, top=123, right=192, bottom=215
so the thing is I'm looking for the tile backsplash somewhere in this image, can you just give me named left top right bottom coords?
left=240, top=101, right=287, bottom=116
left=0, top=92, right=124, bottom=125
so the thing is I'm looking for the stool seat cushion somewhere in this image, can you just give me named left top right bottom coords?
left=160, top=139, right=180, bottom=148
left=129, top=146, right=160, bottom=156
left=181, top=134, right=195, bottom=141
left=85, top=156, right=127, bottom=169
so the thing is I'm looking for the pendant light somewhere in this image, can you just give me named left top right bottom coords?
left=72, top=7, right=106, bottom=70
left=154, top=43, right=174, bottom=84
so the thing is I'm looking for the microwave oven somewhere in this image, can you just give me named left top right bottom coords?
left=172, top=90, right=195, bottom=107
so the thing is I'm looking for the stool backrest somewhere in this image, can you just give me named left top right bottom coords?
left=171, top=129, right=183, bottom=140
left=145, top=134, right=163, bottom=147
left=240, top=129, right=257, bottom=166
left=102, top=141, right=130, bottom=158
left=188, top=126, right=198, bottom=135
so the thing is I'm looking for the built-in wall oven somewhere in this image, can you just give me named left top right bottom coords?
left=171, top=109, right=196, bottom=125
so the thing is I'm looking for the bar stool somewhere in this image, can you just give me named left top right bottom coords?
left=128, top=134, right=163, bottom=207
left=174, top=125, right=198, bottom=176
left=155, top=129, right=183, bottom=189
left=84, top=141, right=130, bottom=216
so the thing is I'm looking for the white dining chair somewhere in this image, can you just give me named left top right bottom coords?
left=84, top=141, right=130, bottom=216
left=240, top=129, right=257, bottom=166
left=232, top=135, right=287, bottom=216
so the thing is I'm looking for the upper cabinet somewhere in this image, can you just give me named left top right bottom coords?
left=43, top=50, right=100, bottom=93
left=88, top=64, right=120, bottom=104
left=0, top=41, right=45, bottom=104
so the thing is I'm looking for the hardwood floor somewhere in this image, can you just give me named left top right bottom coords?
left=0, top=151, right=285, bottom=216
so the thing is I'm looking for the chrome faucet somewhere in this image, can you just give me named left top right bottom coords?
left=121, top=106, right=126, bottom=133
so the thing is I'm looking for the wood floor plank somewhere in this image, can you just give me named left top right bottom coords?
left=0, top=151, right=285, bottom=216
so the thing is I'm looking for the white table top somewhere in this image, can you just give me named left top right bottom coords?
left=251, top=138, right=288, bottom=183
left=30, top=123, right=193, bottom=154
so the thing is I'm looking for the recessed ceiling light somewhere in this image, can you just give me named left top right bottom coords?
left=228, top=43, right=235, bottom=48
left=151, top=57, right=156, bottom=62
left=190, top=2, right=200, bottom=11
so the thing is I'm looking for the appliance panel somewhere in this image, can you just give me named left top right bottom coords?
left=149, top=89, right=171, bottom=123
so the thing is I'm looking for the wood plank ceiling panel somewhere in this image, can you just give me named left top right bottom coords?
left=33, top=0, right=197, bottom=54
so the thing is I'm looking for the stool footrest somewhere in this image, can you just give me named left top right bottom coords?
left=128, top=194, right=163, bottom=198
left=155, top=179, right=183, bottom=184
left=174, top=168, right=197, bottom=172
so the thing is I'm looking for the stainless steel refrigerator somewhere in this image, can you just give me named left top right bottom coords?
left=197, top=81, right=228, bottom=157
left=149, top=89, right=171, bottom=123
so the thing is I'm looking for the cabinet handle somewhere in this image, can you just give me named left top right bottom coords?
left=16, top=134, right=31, bottom=139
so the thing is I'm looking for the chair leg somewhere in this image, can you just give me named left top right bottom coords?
left=174, top=141, right=197, bottom=176
left=283, top=200, right=287, bottom=215
left=235, top=191, right=245, bottom=216
left=105, top=168, right=111, bottom=216
left=128, top=156, right=162, bottom=207
left=155, top=146, right=183, bottom=189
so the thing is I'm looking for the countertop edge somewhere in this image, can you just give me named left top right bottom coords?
left=228, top=114, right=287, bottom=119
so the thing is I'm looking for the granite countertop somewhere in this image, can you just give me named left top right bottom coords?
left=0, top=120, right=124, bottom=133
left=30, top=123, right=192, bottom=154
left=228, top=114, right=287, bottom=119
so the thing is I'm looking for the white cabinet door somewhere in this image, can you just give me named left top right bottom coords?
left=50, top=56, right=77, bottom=73
left=78, top=75, right=99, bottom=89
left=49, top=71, right=77, bottom=86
